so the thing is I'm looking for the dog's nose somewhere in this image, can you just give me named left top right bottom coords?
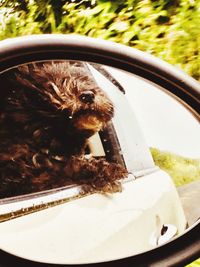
left=79, top=91, right=95, bottom=104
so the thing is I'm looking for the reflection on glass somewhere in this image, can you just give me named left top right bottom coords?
left=0, top=61, right=199, bottom=264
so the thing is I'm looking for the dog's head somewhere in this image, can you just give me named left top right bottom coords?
left=12, top=61, right=114, bottom=135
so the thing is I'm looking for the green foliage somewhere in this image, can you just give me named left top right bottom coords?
left=186, top=258, right=200, bottom=267
left=0, top=0, right=200, bottom=80
left=150, top=147, right=200, bottom=187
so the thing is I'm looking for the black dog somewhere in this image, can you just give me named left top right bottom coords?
left=0, top=61, right=127, bottom=198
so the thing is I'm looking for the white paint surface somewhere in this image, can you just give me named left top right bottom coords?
left=0, top=171, right=186, bottom=264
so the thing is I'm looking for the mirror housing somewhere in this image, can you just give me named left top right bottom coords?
left=0, top=34, right=199, bottom=267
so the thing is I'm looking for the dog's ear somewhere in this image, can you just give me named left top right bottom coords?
left=0, top=64, right=45, bottom=95
left=0, top=72, right=11, bottom=100
left=16, top=64, right=49, bottom=94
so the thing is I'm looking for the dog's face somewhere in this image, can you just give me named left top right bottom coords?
left=14, top=61, right=114, bottom=134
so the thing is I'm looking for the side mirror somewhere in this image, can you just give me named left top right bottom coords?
left=0, top=35, right=199, bottom=267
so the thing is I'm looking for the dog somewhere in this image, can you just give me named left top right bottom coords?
left=0, top=61, right=127, bottom=198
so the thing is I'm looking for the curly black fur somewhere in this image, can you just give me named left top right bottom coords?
left=0, top=61, right=127, bottom=198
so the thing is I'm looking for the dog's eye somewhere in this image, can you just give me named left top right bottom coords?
left=79, top=91, right=95, bottom=104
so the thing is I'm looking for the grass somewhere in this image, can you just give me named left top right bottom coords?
left=151, top=147, right=200, bottom=187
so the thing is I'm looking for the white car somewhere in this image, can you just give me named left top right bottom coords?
left=0, top=62, right=187, bottom=265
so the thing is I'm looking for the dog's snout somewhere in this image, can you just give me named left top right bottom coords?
left=79, top=91, right=95, bottom=104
